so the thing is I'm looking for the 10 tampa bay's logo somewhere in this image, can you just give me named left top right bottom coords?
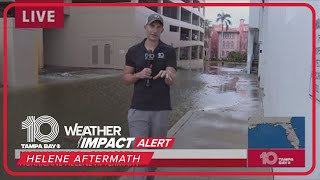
left=21, top=115, right=61, bottom=149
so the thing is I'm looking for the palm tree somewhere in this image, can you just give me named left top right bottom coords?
left=216, top=12, right=232, bottom=59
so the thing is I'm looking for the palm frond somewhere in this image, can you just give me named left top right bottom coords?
left=224, top=14, right=231, bottom=18
left=226, top=19, right=232, bottom=26
left=216, top=13, right=223, bottom=22
left=224, top=21, right=229, bottom=31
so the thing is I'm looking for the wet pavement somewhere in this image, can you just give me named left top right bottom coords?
left=0, top=65, right=271, bottom=179
left=153, top=70, right=272, bottom=180
left=119, top=66, right=272, bottom=180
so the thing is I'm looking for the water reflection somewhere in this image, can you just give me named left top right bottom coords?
left=1, top=66, right=259, bottom=176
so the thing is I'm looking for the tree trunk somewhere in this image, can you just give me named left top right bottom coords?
left=220, top=24, right=224, bottom=60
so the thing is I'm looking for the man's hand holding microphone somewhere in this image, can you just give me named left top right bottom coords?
left=134, top=50, right=175, bottom=86
left=134, top=67, right=152, bottom=79
left=134, top=67, right=175, bottom=86
left=135, top=68, right=173, bottom=80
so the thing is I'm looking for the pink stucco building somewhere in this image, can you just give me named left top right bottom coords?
left=210, top=19, right=249, bottom=59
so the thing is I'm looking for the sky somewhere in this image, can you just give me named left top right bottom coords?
left=204, top=0, right=250, bottom=27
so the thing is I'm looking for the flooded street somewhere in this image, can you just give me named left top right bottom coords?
left=6, top=70, right=211, bottom=139
left=4, top=67, right=250, bottom=137
left=1, top=65, right=261, bottom=179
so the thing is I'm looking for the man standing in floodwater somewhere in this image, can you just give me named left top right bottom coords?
left=123, top=14, right=177, bottom=180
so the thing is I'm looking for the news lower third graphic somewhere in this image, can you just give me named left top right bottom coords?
left=16, top=115, right=176, bottom=167
left=13, top=115, right=305, bottom=169
left=248, top=117, right=305, bottom=167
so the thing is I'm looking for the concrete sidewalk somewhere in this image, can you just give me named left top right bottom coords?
left=119, top=74, right=273, bottom=180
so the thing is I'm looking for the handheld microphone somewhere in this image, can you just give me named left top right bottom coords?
left=145, top=50, right=154, bottom=87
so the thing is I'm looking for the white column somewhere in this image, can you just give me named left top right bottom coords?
left=246, top=30, right=254, bottom=74
left=158, top=0, right=163, bottom=14
left=178, top=7, right=181, bottom=21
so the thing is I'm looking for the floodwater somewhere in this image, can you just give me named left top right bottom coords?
left=0, top=65, right=260, bottom=178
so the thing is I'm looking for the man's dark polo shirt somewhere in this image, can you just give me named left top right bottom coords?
left=125, top=38, right=177, bottom=111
